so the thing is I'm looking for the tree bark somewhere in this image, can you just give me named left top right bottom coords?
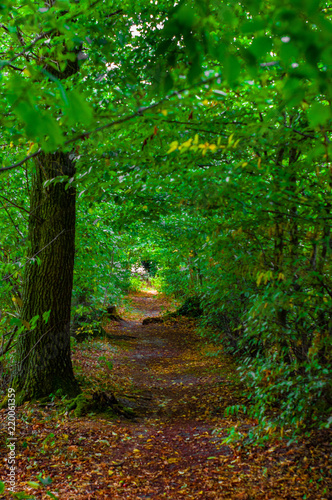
left=12, top=151, right=80, bottom=402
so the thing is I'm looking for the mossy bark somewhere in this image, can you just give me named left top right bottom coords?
left=12, top=152, right=80, bottom=403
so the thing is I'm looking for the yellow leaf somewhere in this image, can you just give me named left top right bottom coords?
left=167, top=141, right=178, bottom=154
left=180, top=138, right=192, bottom=149
left=257, top=272, right=264, bottom=286
left=161, top=109, right=168, bottom=116
left=23, top=68, right=31, bottom=77
left=209, top=144, right=217, bottom=151
left=202, top=99, right=209, bottom=106
left=242, top=162, right=248, bottom=167
left=257, top=157, right=262, bottom=169
left=12, top=296, right=23, bottom=308
left=27, top=142, right=34, bottom=155
left=228, top=134, right=234, bottom=146
left=193, top=134, right=199, bottom=145
left=143, top=205, right=148, bottom=210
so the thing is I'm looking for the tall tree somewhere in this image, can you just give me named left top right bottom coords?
left=13, top=152, right=79, bottom=401
left=9, top=4, right=84, bottom=401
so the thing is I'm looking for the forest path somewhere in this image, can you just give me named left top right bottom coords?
left=2, top=291, right=330, bottom=500
left=68, top=290, right=329, bottom=499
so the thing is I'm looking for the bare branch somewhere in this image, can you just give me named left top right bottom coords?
left=105, top=9, right=124, bottom=18
left=0, top=200, right=24, bottom=238
left=284, top=126, right=316, bottom=139
left=0, top=328, right=18, bottom=357
left=0, top=195, right=30, bottom=215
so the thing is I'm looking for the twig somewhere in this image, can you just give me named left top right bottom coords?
left=0, top=195, right=30, bottom=215
left=163, top=120, right=228, bottom=136
left=0, top=328, right=18, bottom=357
left=284, top=126, right=315, bottom=139
left=105, top=9, right=123, bottom=18
left=0, top=149, right=41, bottom=174
left=0, top=200, right=24, bottom=238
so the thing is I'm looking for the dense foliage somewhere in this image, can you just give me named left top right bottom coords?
left=0, top=0, right=331, bottom=437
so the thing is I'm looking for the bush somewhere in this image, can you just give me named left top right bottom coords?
left=129, top=276, right=142, bottom=292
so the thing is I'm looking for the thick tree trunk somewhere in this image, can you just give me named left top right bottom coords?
left=12, top=151, right=80, bottom=403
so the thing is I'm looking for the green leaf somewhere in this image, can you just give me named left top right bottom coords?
left=175, top=5, right=196, bottom=28
left=307, top=103, right=330, bottom=128
left=241, top=19, right=266, bottom=33
left=10, top=317, right=23, bottom=327
left=13, top=100, right=63, bottom=150
left=65, top=92, right=93, bottom=126
left=12, top=493, right=35, bottom=500
left=250, top=37, right=273, bottom=59
left=27, top=482, right=40, bottom=488
left=46, top=493, right=59, bottom=500
left=223, top=55, right=241, bottom=85
left=42, top=310, right=51, bottom=324
left=187, top=55, right=201, bottom=83
left=38, top=476, right=52, bottom=486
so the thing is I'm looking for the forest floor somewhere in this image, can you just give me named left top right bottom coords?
left=0, top=290, right=331, bottom=499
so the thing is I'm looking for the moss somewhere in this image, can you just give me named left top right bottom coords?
left=0, top=394, right=8, bottom=410
left=67, top=394, right=89, bottom=416
left=66, top=391, right=136, bottom=419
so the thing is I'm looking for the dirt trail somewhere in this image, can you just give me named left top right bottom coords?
left=1, top=291, right=331, bottom=500
left=70, top=291, right=330, bottom=499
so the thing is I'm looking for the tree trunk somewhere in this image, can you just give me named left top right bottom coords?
left=12, top=151, right=80, bottom=403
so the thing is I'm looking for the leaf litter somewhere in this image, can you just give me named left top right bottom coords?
left=0, top=291, right=331, bottom=499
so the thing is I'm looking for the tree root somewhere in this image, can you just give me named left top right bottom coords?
left=67, top=391, right=136, bottom=419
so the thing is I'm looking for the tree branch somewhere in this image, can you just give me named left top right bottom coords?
left=0, top=74, right=222, bottom=174
left=0, top=195, right=30, bottom=215
left=284, top=126, right=315, bottom=139
left=0, top=200, right=24, bottom=238
left=0, top=149, right=41, bottom=174
left=0, top=328, right=18, bottom=357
